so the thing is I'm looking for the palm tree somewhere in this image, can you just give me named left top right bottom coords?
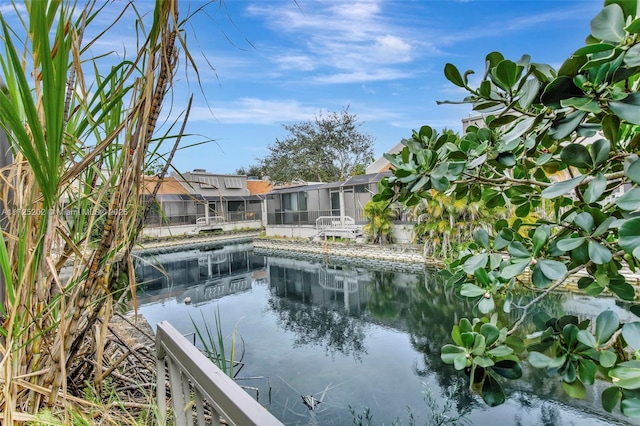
left=411, top=192, right=508, bottom=259
left=362, top=200, right=399, bottom=244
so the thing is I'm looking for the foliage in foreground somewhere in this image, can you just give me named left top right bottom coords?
left=191, top=308, right=240, bottom=379
left=0, top=1, right=197, bottom=422
left=376, top=0, right=640, bottom=417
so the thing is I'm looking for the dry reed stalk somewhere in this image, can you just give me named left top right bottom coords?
left=0, top=0, right=192, bottom=422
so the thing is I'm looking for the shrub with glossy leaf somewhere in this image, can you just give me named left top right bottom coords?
left=376, top=0, right=640, bottom=416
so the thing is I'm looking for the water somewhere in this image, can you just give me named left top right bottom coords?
left=135, top=242, right=638, bottom=425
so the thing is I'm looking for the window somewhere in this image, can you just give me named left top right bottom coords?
left=224, top=177, right=243, bottom=189
left=198, top=176, right=219, bottom=189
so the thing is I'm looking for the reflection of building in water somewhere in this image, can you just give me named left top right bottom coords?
left=134, top=243, right=267, bottom=304
left=267, top=257, right=369, bottom=315
left=179, top=275, right=253, bottom=305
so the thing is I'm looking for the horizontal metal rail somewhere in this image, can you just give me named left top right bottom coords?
left=156, top=321, right=283, bottom=426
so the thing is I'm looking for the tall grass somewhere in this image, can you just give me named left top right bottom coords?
left=0, top=1, right=198, bottom=421
left=191, top=308, right=240, bottom=379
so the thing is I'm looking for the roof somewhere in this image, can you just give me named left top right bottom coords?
left=204, top=195, right=264, bottom=202
left=366, top=140, right=407, bottom=174
left=246, top=180, right=273, bottom=195
left=269, top=183, right=326, bottom=194
left=342, top=172, right=391, bottom=186
left=141, top=176, right=191, bottom=195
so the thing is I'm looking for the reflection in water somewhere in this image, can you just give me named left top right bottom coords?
left=267, top=258, right=368, bottom=360
left=136, top=244, right=637, bottom=425
left=135, top=242, right=266, bottom=305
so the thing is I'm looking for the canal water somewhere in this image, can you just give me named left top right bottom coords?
left=135, top=242, right=638, bottom=425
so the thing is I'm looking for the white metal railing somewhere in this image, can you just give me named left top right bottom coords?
left=315, top=215, right=356, bottom=229
left=156, top=321, right=283, bottom=426
left=196, top=215, right=226, bottom=226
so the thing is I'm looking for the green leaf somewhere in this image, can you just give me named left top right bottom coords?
left=611, top=362, right=640, bottom=389
left=472, top=334, right=487, bottom=356
left=549, top=111, right=587, bottom=140
left=515, top=203, right=531, bottom=218
left=628, top=158, right=640, bottom=184
left=537, top=259, right=567, bottom=280
left=480, top=323, right=500, bottom=346
left=624, top=43, right=640, bottom=67
left=459, top=318, right=473, bottom=334
left=461, top=332, right=475, bottom=349
left=463, top=253, right=488, bottom=275
left=574, top=212, right=594, bottom=233
left=482, top=374, right=505, bottom=407
left=583, top=173, right=607, bottom=204
left=591, top=138, right=611, bottom=167
left=474, top=355, right=495, bottom=368
left=591, top=4, right=625, bottom=42
left=561, top=96, right=602, bottom=113
left=602, top=386, right=621, bottom=412
left=454, top=354, right=469, bottom=370
left=609, top=92, right=640, bottom=124
left=532, top=226, right=549, bottom=256
left=560, top=143, right=592, bottom=168
left=487, top=345, right=513, bottom=357
left=620, top=218, right=640, bottom=254
left=562, top=380, right=587, bottom=399
left=609, top=281, right=636, bottom=301
left=478, top=295, right=495, bottom=314
left=508, top=241, right=531, bottom=258
left=617, top=188, right=640, bottom=211
left=441, top=344, right=466, bottom=365
left=431, top=175, right=450, bottom=192
left=573, top=43, right=616, bottom=56
left=601, top=350, right=617, bottom=368
left=518, top=78, right=540, bottom=108
left=491, top=360, right=522, bottom=379
left=577, top=330, right=597, bottom=348
left=505, top=335, right=526, bottom=354
left=601, top=115, right=620, bottom=147
left=444, top=63, right=465, bottom=87
left=541, top=176, right=586, bottom=199
left=491, top=60, right=520, bottom=91
left=541, top=76, right=583, bottom=108
left=532, top=264, right=552, bottom=288
left=607, top=0, right=637, bottom=19
left=501, top=259, right=530, bottom=279
left=578, top=359, right=597, bottom=385
left=621, top=398, right=640, bottom=417
left=500, top=117, right=535, bottom=146
left=460, top=283, right=487, bottom=298
left=556, top=236, right=586, bottom=252
left=628, top=18, right=640, bottom=34
left=593, top=216, right=616, bottom=237
left=474, top=229, right=490, bottom=249
left=588, top=241, right=612, bottom=265
left=528, top=351, right=553, bottom=368
left=623, top=322, right=640, bottom=350
left=596, top=310, right=619, bottom=345
left=475, top=267, right=491, bottom=287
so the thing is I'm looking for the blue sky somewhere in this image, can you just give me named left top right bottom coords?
left=2, top=0, right=604, bottom=175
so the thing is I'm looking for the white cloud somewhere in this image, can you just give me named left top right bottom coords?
left=245, top=1, right=419, bottom=84
left=273, top=53, right=316, bottom=71
left=187, top=98, right=319, bottom=125
left=313, top=69, right=411, bottom=84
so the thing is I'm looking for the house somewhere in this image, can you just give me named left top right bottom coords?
left=263, top=172, right=391, bottom=239
left=141, top=175, right=204, bottom=227
left=173, top=169, right=264, bottom=224
left=140, top=170, right=266, bottom=238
